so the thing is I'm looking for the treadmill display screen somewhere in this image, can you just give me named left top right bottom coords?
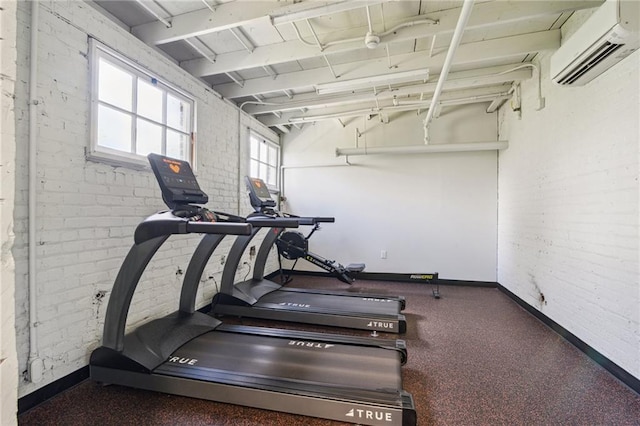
left=148, top=153, right=208, bottom=208
left=245, top=176, right=276, bottom=209
left=248, top=177, right=272, bottom=200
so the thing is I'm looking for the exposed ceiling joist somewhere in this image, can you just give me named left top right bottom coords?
left=134, top=0, right=171, bottom=28
left=219, top=30, right=556, bottom=99
left=132, top=0, right=394, bottom=45
left=132, top=1, right=290, bottom=44
left=270, top=0, right=394, bottom=25
left=275, top=124, right=290, bottom=134
left=93, top=0, right=603, bottom=133
left=243, top=65, right=532, bottom=115
left=258, top=85, right=512, bottom=126
left=180, top=1, right=597, bottom=78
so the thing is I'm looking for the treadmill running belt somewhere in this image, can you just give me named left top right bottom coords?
left=155, top=331, right=402, bottom=392
left=257, top=290, right=402, bottom=316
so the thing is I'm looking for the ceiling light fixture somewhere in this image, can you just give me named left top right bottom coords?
left=364, top=31, right=380, bottom=49
left=315, top=69, right=429, bottom=95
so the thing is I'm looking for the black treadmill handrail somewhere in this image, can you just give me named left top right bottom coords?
left=180, top=215, right=298, bottom=313
left=282, top=213, right=335, bottom=226
left=102, top=235, right=169, bottom=352
left=180, top=233, right=227, bottom=314
left=134, top=211, right=252, bottom=244
left=219, top=228, right=271, bottom=296
left=246, top=216, right=300, bottom=228
left=102, top=212, right=252, bottom=352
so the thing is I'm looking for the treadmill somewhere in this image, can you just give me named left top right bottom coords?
left=207, top=176, right=407, bottom=334
left=90, top=154, right=416, bottom=426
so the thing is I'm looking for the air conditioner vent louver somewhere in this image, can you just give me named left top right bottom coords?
left=557, top=42, right=624, bottom=85
left=550, top=0, right=639, bottom=86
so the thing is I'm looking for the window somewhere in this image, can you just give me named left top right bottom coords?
left=89, top=39, right=195, bottom=167
left=249, top=132, right=279, bottom=189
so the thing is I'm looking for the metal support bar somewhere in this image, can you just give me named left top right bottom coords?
left=135, top=0, right=172, bottom=28
left=225, top=71, right=245, bottom=87
left=185, top=38, right=217, bottom=64
left=386, top=44, right=397, bottom=69
left=200, top=0, right=217, bottom=13
left=429, top=35, right=437, bottom=57
left=323, top=55, right=338, bottom=79
left=229, top=27, right=255, bottom=52
left=263, top=65, right=278, bottom=79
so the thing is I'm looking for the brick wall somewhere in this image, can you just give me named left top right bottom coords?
left=11, top=1, right=279, bottom=398
left=1, top=1, right=19, bottom=424
left=497, top=10, right=640, bottom=378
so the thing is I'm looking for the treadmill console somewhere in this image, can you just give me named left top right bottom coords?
left=245, top=176, right=276, bottom=211
left=148, top=153, right=208, bottom=209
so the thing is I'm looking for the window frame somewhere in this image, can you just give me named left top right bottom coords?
left=88, top=38, right=196, bottom=169
left=249, top=131, right=280, bottom=192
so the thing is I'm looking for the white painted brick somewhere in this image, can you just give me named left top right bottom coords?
left=9, top=0, right=279, bottom=400
left=498, top=39, right=639, bottom=380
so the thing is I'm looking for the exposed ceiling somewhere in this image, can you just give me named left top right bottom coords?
left=91, top=0, right=603, bottom=135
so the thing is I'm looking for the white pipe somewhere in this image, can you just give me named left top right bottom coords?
left=282, top=162, right=352, bottom=170
left=287, top=91, right=509, bottom=124
left=498, top=63, right=545, bottom=110
left=305, top=19, right=323, bottom=50
left=28, top=0, right=43, bottom=383
left=336, top=141, right=508, bottom=157
left=323, top=18, right=437, bottom=49
left=366, top=5, right=374, bottom=33
left=423, top=0, right=474, bottom=144
left=291, top=21, right=316, bottom=47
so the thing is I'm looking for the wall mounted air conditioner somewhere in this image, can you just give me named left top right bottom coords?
left=550, top=0, right=639, bottom=86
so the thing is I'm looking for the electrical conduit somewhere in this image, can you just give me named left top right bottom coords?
left=28, top=0, right=43, bottom=383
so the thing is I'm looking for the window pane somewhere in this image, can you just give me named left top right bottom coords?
left=250, top=137, right=259, bottom=159
left=97, top=105, right=132, bottom=151
left=250, top=159, right=258, bottom=178
left=98, top=58, right=133, bottom=111
left=268, top=145, right=277, bottom=166
left=136, top=118, right=162, bottom=156
left=137, top=79, right=163, bottom=122
left=258, top=162, right=267, bottom=182
left=167, top=129, right=189, bottom=160
left=167, top=94, right=190, bottom=132
left=267, top=166, right=277, bottom=186
left=259, top=142, right=268, bottom=161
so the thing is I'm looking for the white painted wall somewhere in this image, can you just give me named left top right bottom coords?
left=281, top=103, right=499, bottom=281
left=8, top=0, right=278, bottom=402
left=1, top=2, right=19, bottom=424
left=497, top=10, right=640, bottom=379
